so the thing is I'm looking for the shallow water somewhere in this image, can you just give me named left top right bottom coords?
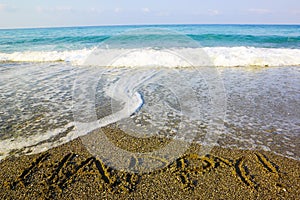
left=219, top=66, right=300, bottom=159
left=0, top=62, right=299, bottom=160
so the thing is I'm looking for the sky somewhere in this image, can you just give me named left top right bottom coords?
left=0, top=0, right=299, bottom=28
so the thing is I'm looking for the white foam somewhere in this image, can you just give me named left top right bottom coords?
left=0, top=122, right=75, bottom=157
left=1, top=47, right=300, bottom=67
left=109, top=49, right=192, bottom=67
left=204, top=47, right=300, bottom=67
left=0, top=68, right=154, bottom=161
left=0, top=48, right=94, bottom=65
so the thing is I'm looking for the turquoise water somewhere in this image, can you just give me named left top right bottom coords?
left=0, top=24, right=299, bottom=162
left=1, top=25, right=300, bottom=53
left=1, top=24, right=299, bottom=66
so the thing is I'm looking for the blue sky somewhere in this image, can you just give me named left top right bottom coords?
left=0, top=0, right=299, bottom=28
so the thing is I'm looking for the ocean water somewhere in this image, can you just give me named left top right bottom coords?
left=0, top=25, right=299, bottom=162
left=1, top=24, right=300, bottom=66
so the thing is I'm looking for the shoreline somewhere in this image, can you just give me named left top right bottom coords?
left=1, top=126, right=299, bottom=199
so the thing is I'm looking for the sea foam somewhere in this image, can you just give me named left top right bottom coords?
left=0, top=47, right=299, bottom=67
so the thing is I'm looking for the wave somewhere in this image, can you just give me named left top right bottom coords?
left=0, top=48, right=94, bottom=64
left=188, top=34, right=300, bottom=49
left=204, top=47, right=300, bottom=67
left=0, top=35, right=109, bottom=45
left=0, top=46, right=300, bottom=67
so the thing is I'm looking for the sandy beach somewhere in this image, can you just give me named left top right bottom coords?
left=0, top=125, right=299, bottom=200
left=1, top=2, right=300, bottom=199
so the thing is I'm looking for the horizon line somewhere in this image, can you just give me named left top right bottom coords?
left=1, top=23, right=300, bottom=30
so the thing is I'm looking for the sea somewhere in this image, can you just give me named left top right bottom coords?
left=0, top=24, right=299, bottom=162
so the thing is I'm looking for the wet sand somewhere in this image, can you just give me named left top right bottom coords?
left=0, top=126, right=299, bottom=200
